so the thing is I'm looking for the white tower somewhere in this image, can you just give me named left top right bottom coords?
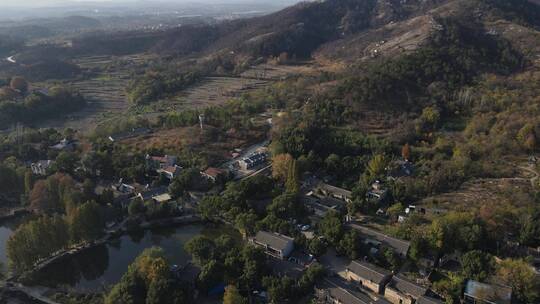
left=199, top=114, right=205, bottom=130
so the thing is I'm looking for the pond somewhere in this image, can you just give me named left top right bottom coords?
left=31, top=224, right=240, bottom=291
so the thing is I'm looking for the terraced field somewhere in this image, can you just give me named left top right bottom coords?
left=38, top=55, right=148, bottom=131
left=142, top=76, right=269, bottom=115
left=240, top=63, right=319, bottom=80
left=39, top=60, right=314, bottom=131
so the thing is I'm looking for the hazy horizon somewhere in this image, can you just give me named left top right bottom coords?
left=0, top=0, right=300, bottom=8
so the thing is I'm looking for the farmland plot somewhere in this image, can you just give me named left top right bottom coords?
left=38, top=55, right=153, bottom=131
left=140, top=76, right=270, bottom=116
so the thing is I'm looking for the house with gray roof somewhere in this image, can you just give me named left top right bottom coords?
left=31, top=160, right=54, bottom=175
left=316, top=277, right=391, bottom=304
left=417, top=296, right=445, bottom=304
left=136, top=186, right=169, bottom=202
left=348, top=223, right=411, bottom=257
left=250, top=231, right=294, bottom=259
left=464, top=280, right=512, bottom=304
left=345, top=260, right=392, bottom=294
left=239, top=152, right=267, bottom=170
left=316, top=182, right=353, bottom=203
left=384, top=274, right=428, bottom=304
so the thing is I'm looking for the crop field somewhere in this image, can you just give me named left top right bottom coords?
left=39, top=61, right=312, bottom=131
left=137, top=76, right=270, bottom=117
left=38, top=54, right=153, bottom=131
left=240, top=63, right=319, bottom=80
left=418, top=160, right=538, bottom=214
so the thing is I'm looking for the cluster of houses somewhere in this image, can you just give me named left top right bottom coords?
left=105, top=152, right=229, bottom=207
left=248, top=230, right=440, bottom=304
left=254, top=168, right=516, bottom=304
left=249, top=229, right=513, bottom=304
left=146, top=154, right=182, bottom=180
left=30, top=138, right=79, bottom=175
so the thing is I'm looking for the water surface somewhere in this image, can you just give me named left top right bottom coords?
left=34, top=224, right=239, bottom=291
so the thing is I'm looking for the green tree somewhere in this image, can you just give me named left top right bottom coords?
left=308, top=237, right=327, bottom=257
left=198, top=195, right=223, bottom=221
left=128, top=199, right=146, bottom=217
left=298, top=264, right=325, bottom=293
left=285, top=159, right=300, bottom=194
left=387, top=203, right=404, bottom=222
left=262, top=276, right=295, bottom=303
left=24, top=170, right=33, bottom=195
left=184, top=236, right=215, bottom=265
left=55, top=152, right=80, bottom=174
left=198, top=259, right=223, bottom=291
left=364, top=154, right=387, bottom=184
left=338, top=230, right=362, bottom=259
left=105, top=247, right=183, bottom=304
left=460, top=250, right=494, bottom=281
left=432, top=273, right=464, bottom=304
left=223, top=285, right=246, bottom=304
left=82, top=178, right=96, bottom=201
left=235, top=212, right=258, bottom=237
left=496, top=259, right=539, bottom=303
left=69, top=201, right=104, bottom=243
left=7, top=215, right=69, bottom=271
left=169, top=168, right=200, bottom=198
left=319, top=211, right=343, bottom=245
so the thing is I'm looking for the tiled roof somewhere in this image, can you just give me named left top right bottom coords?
left=417, top=296, right=445, bottom=304
left=348, top=223, right=411, bottom=256
left=203, top=167, right=224, bottom=178
left=347, top=260, right=392, bottom=284
left=319, top=278, right=372, bottom=304
left=387, top=275, right=427, bottom=298
left=464, top=280, right=512, bottom=304
left=318, top=182, right=352, bottom=197
left=254, top=231, right=293, bottom=251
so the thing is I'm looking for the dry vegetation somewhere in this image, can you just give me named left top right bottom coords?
left=119, top=125, right=267, bottom=164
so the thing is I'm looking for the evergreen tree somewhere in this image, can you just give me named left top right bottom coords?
left=285, top=159, right=300, bottom=194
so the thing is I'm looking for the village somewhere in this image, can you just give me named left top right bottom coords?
left=14, top=127, right=535, bottom=304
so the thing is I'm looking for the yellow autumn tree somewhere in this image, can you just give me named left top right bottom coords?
left=272, top=153, right=293, bottom=182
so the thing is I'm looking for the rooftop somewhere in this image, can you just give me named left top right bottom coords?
left=347, top=260, right=392, bottom=284
left=318, top=277, right=391, bottom=304
left=153, top=193, right=172, bottom=203
left=387, top=274, right=427, bottom=298
left=203, top=167, right=225, bottom=178
left=254, top=231, right=294, bottom=251
left=348, top=223, right=411, bottom=256
left=318, top=277, right=373, bottom=304
left=417, top=296, right=445, bottom=304
left=318, top=182, right=352, bottom=197
left=138, top=186, right=168, bottom=201
left=464, top=280, right=512, bottom=304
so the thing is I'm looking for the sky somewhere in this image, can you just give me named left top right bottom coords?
left=0, top=0, right=297, bottom=7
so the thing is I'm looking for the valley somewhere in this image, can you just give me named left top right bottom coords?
left=0, top=0, right=540, bottom=303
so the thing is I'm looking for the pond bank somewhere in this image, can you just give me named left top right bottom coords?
left=10, top=214, right=202, bottom=284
